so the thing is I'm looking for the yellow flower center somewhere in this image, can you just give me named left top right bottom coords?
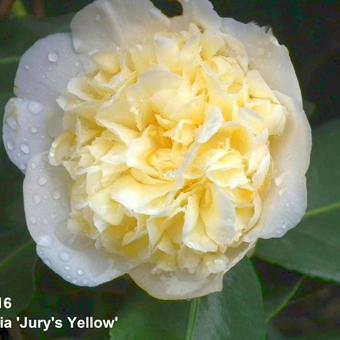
left=49, top=24, right=286, bottom=276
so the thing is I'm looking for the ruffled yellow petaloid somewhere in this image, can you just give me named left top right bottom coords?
left=49, top=24, right=286, bottom=277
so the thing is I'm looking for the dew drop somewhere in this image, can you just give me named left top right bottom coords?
left=20, top=164, right=26, bottom=171
left=43, top=218, right=48, bottom=225
left=37, top=235, right=52, bottom=247
left=95, top=14, right=101, bottom=21
left=6, top=141, right=14, bottom=151
left=77, top=269, right=84, bottom=276
left=72, top=279, right=78, bottom=284
left=30, top=216, right=37, bottom=224
left=24, top=65, right=30, bottom=70
left=45, top=260, right=51, bottom=266
left=20, top=143, right=30, bottom=154
left=31, top=127, right=38, bottom=134
left=53, top=192, right=61, bottom=200
left=28, top=102, right=43, bottom=115
left=59, top=252, right=70, bottom=262
left=65, top=265, right=71, bottom=271
left=38, top=177, right=47, bottom=186
left=48, top=52, right=58, bottom=63
left=6, top=117, right=17, bottom=130
left=166, top=171, right=176, bottom=179
left=67, top=275, right=72, bottom=280
left=33, top=194, right=41, bottom=204
left=31, top=162, right=37, bottom=170
left=278, top=189, right=286, bottom=196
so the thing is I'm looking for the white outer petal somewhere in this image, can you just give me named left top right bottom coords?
left=129, top=241, right=255, bottom=300
left=23, top=152, right=131, bottom=286
left=15, top=33, right=83, bottom=107
left=129, top=264, right=224, bottom=300
left=3, top=98, right=54, bottom=172
left=177, top=0, right=221, bottom=31
left=246, top=92, right=311, bottom=241
left=4, top=33, right=83, bottom=172
left=222, top=18, right=303, bottom=106
left=71, top=0, right=170, bottom=54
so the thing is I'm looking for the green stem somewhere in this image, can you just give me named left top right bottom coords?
left=0, top=56, right=20, bottom=65
left=185, top=298, right=201, bottom=340
left=305, top=201, right=340, bottom=218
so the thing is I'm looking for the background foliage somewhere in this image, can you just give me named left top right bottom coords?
left=0, top=1, right=339, bottom=339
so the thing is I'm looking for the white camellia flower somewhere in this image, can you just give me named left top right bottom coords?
left=2, top=0, right=311, bottom=299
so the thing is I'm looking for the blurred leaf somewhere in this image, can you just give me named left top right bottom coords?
left=266, top=323, right=286, bottom=340
left=303, top=100, right=317, bottom=120
left=110, top=286, right=189, bottom=340
left=0, top=231, right=36, bottom=318
left=254, top=259, right=304, bottom=324
left=290, top=330, right=340, bottom=340
left=256, top=118, right=340, bottom=282
left=21, top=261, right=127, bottom=339
left=110, top=259, right=265, bottom=340
left=264, top=277, right=303, bottom=323
left=191, top=259, right=265, bottom=340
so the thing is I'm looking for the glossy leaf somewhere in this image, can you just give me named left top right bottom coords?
left=110, top=259, right=265, bottom=340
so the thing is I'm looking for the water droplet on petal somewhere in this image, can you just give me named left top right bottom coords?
left=59, top=252, right=71, bottom=262
left=30, top=216, right=37, bottom=224
left=20, top=164, right=26, bottom=171
left=31, top=162, right=37, bottom=170
left=77, top=269, right=84, bottom=276
left=53, top=192, right=61, bottom=200
left=6, top=117, right=17, bottom=130
left=31, top=127, right=38, bottom=134
left=65, top=265, right=71, bottom=271
left=33, top=194, right=41, bottom=204
left=6, top=141, right=14, bottom=151
left=37, top=235, right=52, bottom=247
left=24, top=65, right=30, bottom=70
left=43, top=218, right=48, bottom=225
left=48, top=52, right=58, bottom=63
left=72, top=279, right=78, bottom=284
left=20, top=143, right=30, bottom=154
left=28, top=102, right=43, bottom=115
left=38, top=177, right=47, bottom=186
left=95, top=14, right=101, bottom=21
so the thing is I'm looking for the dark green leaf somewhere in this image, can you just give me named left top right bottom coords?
left=110, top=286, right=189, bottom=340
left=256, top=118, right=340, bottom=282
left=191, top=259, right=265, bottom=340
left=264, top=277, right=303, bottom=323
left=0, top=231, right=36, bottom=318
left=110, top=259, right=265, bottom=340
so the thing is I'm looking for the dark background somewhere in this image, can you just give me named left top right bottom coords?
left=0, top=1, right=339, bottom=339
